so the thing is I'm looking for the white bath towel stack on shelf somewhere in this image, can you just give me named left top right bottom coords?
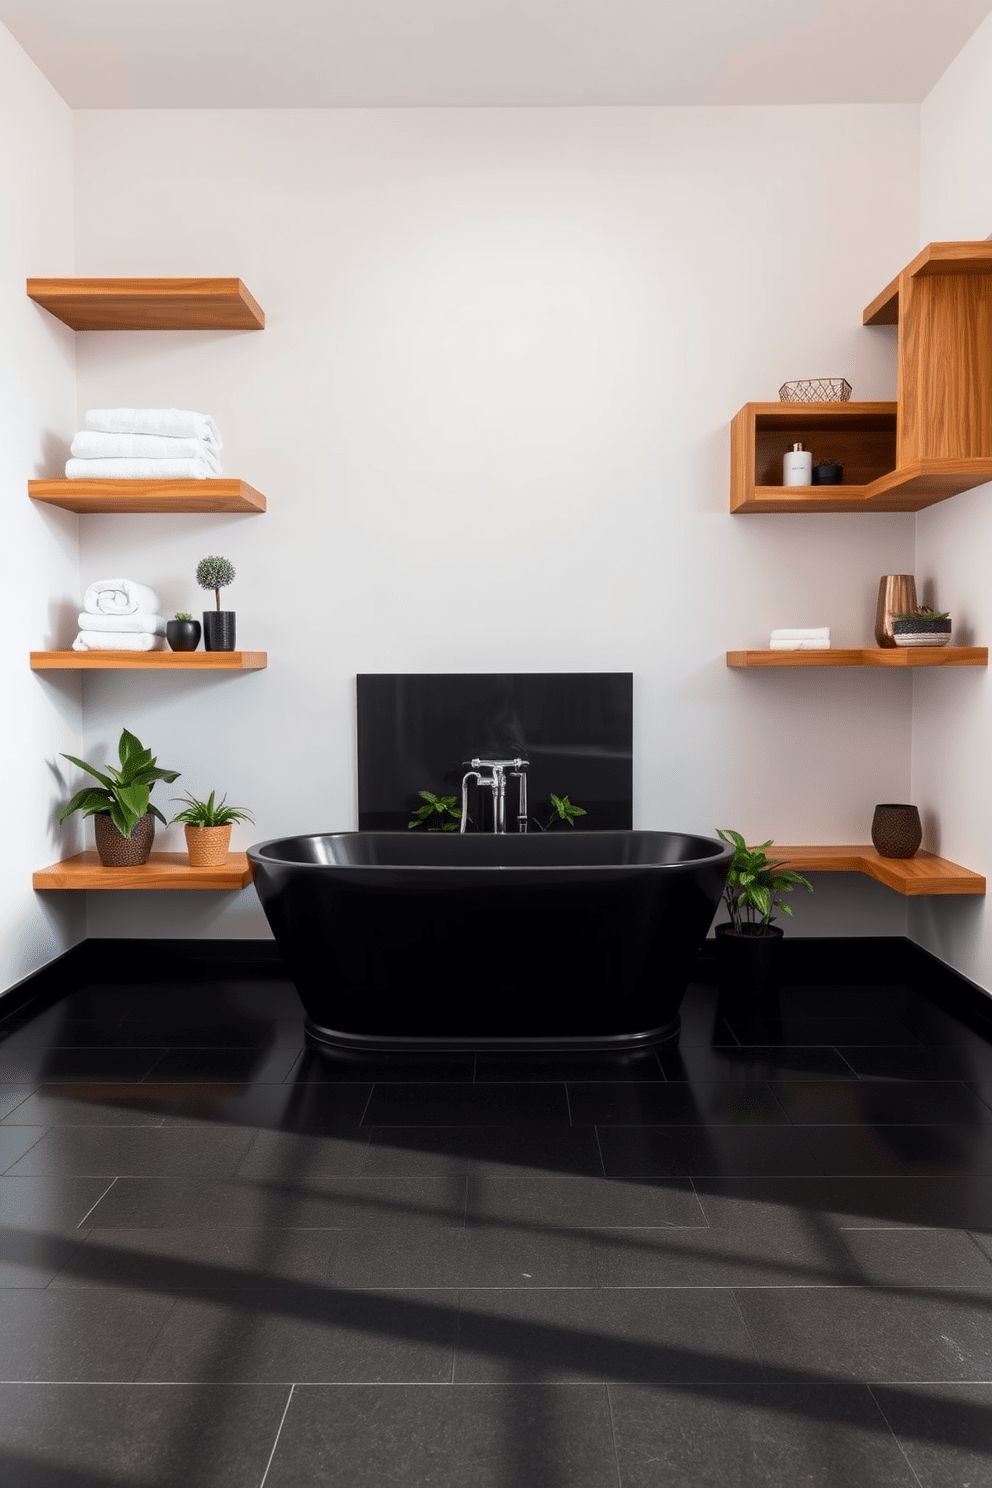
left=769, top=627, right=831, bottom=651
left=65, top=408, right=223, bottom=480
left=73, top=580, right=167, bottom=652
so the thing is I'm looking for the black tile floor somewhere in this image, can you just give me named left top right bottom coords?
left=0, top=971, right=991, bottom=1484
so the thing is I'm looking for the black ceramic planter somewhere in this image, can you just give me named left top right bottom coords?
left=891, top=617, right=951, bottom=647
left=812, top=462, right=843, bottom=485
left=203, top=611, right=236, bottom=651
left=714, top=921, right=784, bottom=990
left=166, top=619, right=201, bottom=652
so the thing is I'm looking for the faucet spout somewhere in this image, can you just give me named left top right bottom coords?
left=461, top=758, right=530, bottom=833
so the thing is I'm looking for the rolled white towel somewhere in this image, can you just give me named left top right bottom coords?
left=770, top=628, right=831, bottom=641
left=769, top=638, right=832, bottom=650
left=70, top=430, right=221, bottom=473
left=84, top=578, right=161, bottom=617
left=72, top=632, right=165, bottom=652
left=85, top=408, right=222, bottom=451
left=76, top=611, right=166, bottom=636
left=66, top=456, right=216, bottom=481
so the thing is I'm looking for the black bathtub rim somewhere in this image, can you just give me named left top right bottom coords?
left=248, top=829, right=734, bottom=875
left=302, top=1013, right=682, bottom=1053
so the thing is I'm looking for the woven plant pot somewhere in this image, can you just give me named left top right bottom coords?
left=184, top=823, right=233, bottom=867
left=871, top=804, right=922, bottom=859
left=94, top=812, right=155, bottom=867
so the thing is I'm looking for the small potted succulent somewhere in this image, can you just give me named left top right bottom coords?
left=196, top=555, right=237, bottom=651
left=892, top=606, right=952, bottom=647
left=171, top=790, right=254, bottom=866
left=713, top=829, right=813, bottom=988
left=59, top=728, right=180, bottom=866
left=165, top=611, right=201, bottom=652
left=812, top=457, right=843, bottom=486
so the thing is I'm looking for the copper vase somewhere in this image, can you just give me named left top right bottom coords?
left=875, top=575, right=917, bottom=648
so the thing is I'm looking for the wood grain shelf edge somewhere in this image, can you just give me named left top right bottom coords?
left=770, top=846, right=985, bottom=897
left=33, top=850, right=254, bottom=891
left=29, top=479, right=266, bottom=514
left=30, top=651, right=267, bottom=671
left=26, top=277, right=264, bottom=331
left=726, top=648, right=988, bottom=668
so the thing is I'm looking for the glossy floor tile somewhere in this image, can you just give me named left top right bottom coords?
left=1, top=966, right=992, bottom=1483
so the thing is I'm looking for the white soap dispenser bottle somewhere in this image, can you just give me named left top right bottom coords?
left=783, top=442, right=812, bottom=486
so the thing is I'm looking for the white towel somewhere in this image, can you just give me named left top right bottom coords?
left=76, top=611, right=166, bottom=636
left=84, top=579, right=161, bottom=617
left=770, top=628, right=831, bottom=640
left=66, top=456, right=216, bottom=481
left=70, top=430, right=221, bottom=473
left=770, top=638, right=832, bottom=650
left=72, top=632, right=165, bottom=652
left=85, top=408, right=222, bottom=451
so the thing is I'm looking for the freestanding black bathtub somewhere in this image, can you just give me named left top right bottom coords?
left=248, top=831, right=732, bottom=1051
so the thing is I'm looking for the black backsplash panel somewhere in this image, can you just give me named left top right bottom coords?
left=357, top=673, right=633, bottom=831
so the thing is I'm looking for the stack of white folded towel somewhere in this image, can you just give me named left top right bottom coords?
left=770, top=627, right=831, bottom=651
left=73, top=580, right=167, bottom=652
left=65, top=408, right=223, bottom=481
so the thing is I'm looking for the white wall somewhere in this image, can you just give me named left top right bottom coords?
left=0, top=22, right=84, bottom=992
left=911, top=10, right=992, bottom=989
left=64, top=105, right=920, bottom=941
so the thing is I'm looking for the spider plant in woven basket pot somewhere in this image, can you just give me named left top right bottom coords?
left=171, top=791, right=254, bottom=866
left=713, top=829, right=813, bottom=988
left=59, top=728, right=180, bottom=866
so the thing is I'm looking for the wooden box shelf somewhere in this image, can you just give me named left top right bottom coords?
left=731, top=402, right=902, bottom=512
left=771, top=846, right=985, bottom=897
left=33, top=851, right=254, bottom=891
left=27, top=278, right=265, bottom=331
left=29, top=479, right=266, bottom=514
left=30, top=651, right=267, bottom=671
left=727, top=647, right=988, bottom=668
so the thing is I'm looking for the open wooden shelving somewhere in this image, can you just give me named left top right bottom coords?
left=862, top=240, right=992, bottom=326
left=26, top=278, right=265, bottom=331
left=771, top=846, right=985, bottom=897
left=29, top=479, right=266, bottom=514
left=31, top=651, right=267, bottom=672
left=727, top=647, right=988, bottom=668
left=33, top=851, right=254, bottom=891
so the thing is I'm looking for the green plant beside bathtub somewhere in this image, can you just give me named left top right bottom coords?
left=715, top=828, right=812, bottom=934
left=170, top=790, right=254, bottom=829
left=408, top=791, right=462, bottom=831
left=534, top=794, right=587, bottom=831
left=59, top=727, right=180, bottom=838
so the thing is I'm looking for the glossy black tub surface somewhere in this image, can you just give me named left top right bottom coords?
left=248, top=831, right=733, bottom=1050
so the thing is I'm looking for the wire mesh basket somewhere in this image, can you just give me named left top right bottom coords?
left=779, top=378, right=852, bottom=403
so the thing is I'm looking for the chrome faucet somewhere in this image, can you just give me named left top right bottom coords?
left=460, top=758, right=529, bottom=833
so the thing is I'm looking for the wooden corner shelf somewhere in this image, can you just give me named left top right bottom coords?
left=30, top=650, right=267, bottom=671
left=29, top=479, right=266, bottom=514
left=27, top=278, right=264, bottom=331
left=727, top=647, right=988, bottom=668
left=33, top=851, right=254, bottom=891
left=771, top=846, right=985, bottom=897
left=863, top=240, right=992, bottom=326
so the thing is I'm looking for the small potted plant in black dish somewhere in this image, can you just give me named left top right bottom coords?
left=59, top=727, right=180, bottom=867
left=166, top=611, right=201, bottom=652
left=892, top=607, right=952, bottom=647
left=196, top=555, right=237, bottom=651
left=812, top=457, right=843, bottom=485
left=713, top=829, right=813, bottom=989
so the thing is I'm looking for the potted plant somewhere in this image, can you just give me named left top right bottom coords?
left=892, top=606, right=952, bottom=647
left=196, top=555, right=237, bottom=651
left=171, top=790, right=254, bottom=866
left=165, top=611, right=201, bottom=652
left=812, top=457, right=843, bottom=486
left=713, top=829, right=813, bottom=987
left=59, top=728, right=180, bottom=867
left=408, top=791, right=462, bottom=831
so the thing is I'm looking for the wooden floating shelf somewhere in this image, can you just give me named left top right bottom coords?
left=33, top=851, right=253, bottom=892
left=727, top=647, right=988, bottom=668
left=863, top=240, right=992, bottom=327
left=27, top=277, right=264, bottom=331
left=30, top=651, right=267, bottom=672
left=771, top=846, right=985, bottom=898
left=29, top=479, right=266, bottom=514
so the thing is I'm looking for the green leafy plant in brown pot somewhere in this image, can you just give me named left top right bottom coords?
left=59, top=728, right=180, bottom=867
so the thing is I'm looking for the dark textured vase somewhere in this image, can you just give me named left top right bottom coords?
left=871, top=804, right=922, bottom=859
left=714, top=921, right=784, bottom=990
left=166, top=619, right=201, bottom=652
left=203, top=611, right=236, bottom=652
left=94, top=812, right=155, bottom=867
